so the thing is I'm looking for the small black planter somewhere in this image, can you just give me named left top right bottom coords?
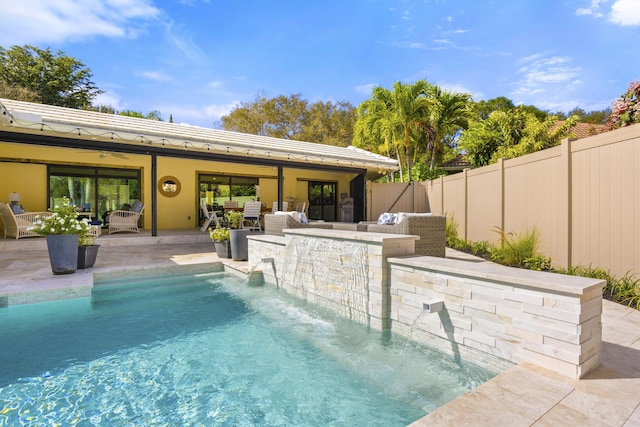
left=77, top=245, right=100, bottom=269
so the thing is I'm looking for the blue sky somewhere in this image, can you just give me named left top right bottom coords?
left=1, top=0, right=639, bottom=128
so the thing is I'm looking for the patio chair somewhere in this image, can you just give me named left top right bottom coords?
left=294, top=201, right=306, bottom=213
left=200, top=199, right=222, bottom=231
left=367, top=213, right=446, bottom=257
left=0, top=201, right=51, bottom=239
left=223, top=200, right=238, bottom=212
left=242, top=201, right=262, bottom=231
left=272, top=201, right=288, bottom=212
left=264, top=213, right=333, bottom=236
left=108, top=200, right=144, bottom=234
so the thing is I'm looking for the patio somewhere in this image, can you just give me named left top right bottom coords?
left=0, top=232, right=639, bottom=425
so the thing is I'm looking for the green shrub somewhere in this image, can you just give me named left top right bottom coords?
left=523, top=256, right=552, bottom=271
left=490, top=227, right=541, bottom=268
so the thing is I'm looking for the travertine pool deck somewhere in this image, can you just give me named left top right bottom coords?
left=1, top=231, right=639, bottom=426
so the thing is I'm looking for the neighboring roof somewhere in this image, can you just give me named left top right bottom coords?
left=551, top=121, right=608, bottom=139
left=441, top=155, right=471, bottom=170
left=0, top=98, right=399, bottom=176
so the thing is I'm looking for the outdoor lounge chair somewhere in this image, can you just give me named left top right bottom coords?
left=108, top=200, right=144, bottom=234
left=0, top=201, right=52, bottom=239
left=367, top=213, right=446, bottom=257
left=242, top=201, right=262, bottom=231
left=264, top=213, right=333, bottom=236
left=200, top=199, right=222, bottom=231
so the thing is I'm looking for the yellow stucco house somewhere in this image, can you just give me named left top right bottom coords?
left=0, top=98, right=398, bottom=235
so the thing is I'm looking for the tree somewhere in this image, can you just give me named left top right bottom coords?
left=0, top=45, right=102, bottom=108
left=421, top=86, right=472, bottom=170
left=118, top=110, right=163, bottom=120
left=220, top=93, right=355, bottom=145
left=353, top=81, right=433, bottom=181
left=458, top=107, right=578, bottom=167
left=0, top=80, right=40, bottom=102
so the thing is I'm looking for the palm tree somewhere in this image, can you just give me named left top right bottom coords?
left=353, top=80, right=433, bottom=181
left=420, top=86, right=472, bottom=170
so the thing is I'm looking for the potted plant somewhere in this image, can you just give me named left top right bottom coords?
left=28, top=197, right=91, bottom=275
left=226, top=210, right=257, bottom=261
left=209, top=226, right=231, bottom=258
left=77, top=226, right=100, bottom=269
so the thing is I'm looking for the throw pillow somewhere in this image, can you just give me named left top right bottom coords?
left=299, top=212, right=309, bottom=224
left=130, top=200, right=144, bottom=213
left=10, top=201, right=25, bottom=215
left=377, top=212, right=396, bottom=225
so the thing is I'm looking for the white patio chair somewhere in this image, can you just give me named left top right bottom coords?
left=295, top=201, right=306, bottom=213
left=223, top=200, right=238, bottom=212
left=242, top=201, right=262, bottom=231
left=200, top=199, right=222, bottom=231
left=272, top=201, right=288, bottom=212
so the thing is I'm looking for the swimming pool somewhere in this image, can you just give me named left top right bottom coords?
left=0, top=271, right=496, bottom=426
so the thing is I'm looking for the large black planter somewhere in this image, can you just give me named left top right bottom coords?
left=77, top=245, right=100, bottom=269
left=213, top=241, right=231, bottom=259
left=46, top=234, right=78, bottom=275
left=230, top=229, right=261, bottom=261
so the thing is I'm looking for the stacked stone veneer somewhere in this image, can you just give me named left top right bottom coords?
left=248, top=228, right=418, bottom=330
left=389, top=257, right=605, bottom=379
left=247, top=229, right=605, bottom=379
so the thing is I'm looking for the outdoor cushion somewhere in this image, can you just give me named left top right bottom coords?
left=396, top=212, right=432, bottom=224
left=274, top=210, right=301, bottom=223
left=377, top=212, right=396, bottom=224
left=299, top=212, right=309, bottom=224
left=130, top=200, right=144, bottom=213
left=10, top=201, right=24, bottom=214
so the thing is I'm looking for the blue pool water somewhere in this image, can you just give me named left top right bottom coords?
left=0, top=272, right=496, bottom=426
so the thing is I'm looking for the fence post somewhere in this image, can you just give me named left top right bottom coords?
left=498, top=158, right=505, bottom=235
left=561, top=138, right=573, bottom=269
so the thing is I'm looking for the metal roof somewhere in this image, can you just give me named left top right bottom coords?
left=0, top=98, right=399, bottom=175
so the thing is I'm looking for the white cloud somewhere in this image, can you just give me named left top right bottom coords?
left=153, top=101, right=239, bottom=127
left=93, top=91, right=125, bottom=111
left=576, top=0, right=640, bottom=26
left=139, top=71, right=174, bottom=82
left=514, top=54, right=581, bottom=96
left=355, top=83, right=377, bottom=95
left=609, top=0, right=640, bottom=25
left=576, top=0, right=604, bottom=18
left=162, top=19, right=209, bottom=64
left=0, top=0, right=160, bottom=46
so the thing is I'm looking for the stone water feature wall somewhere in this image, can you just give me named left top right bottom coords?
left=388, top=257, right=605, bottom=379
left=247, top=229, right=605, bottom=379
left=248, top=229, right=418, bottom=330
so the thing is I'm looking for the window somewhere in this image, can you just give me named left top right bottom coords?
left=48, top=165, right=140, bottom=222
left=198, top=174, right=258, bottom=225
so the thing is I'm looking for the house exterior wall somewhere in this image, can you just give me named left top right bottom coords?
left=0, top=141, right=359, bottom=232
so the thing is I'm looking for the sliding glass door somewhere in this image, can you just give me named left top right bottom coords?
left=48, top=165, right=140, bottom=222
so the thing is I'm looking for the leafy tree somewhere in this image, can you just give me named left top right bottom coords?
left=353, top=80, right=433, bottom=181
left=473, top=96, right=515, bottom=120
left=0, top=80, right=40, bottom=102
left=0, top=45, right=102, bottom=108
left=118, top=110, right=163, bottom=120
left=420, top=86, right=472, bottom=170
left=83, top=104, right=115, bottom=114
left=459, top=108, right=578, bottom=167
left=221, top=93, right=355, bottom=146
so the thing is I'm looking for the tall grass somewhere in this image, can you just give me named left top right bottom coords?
left=490, top=227, right=549, bottom=270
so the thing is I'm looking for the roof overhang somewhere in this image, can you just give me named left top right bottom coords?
left=0, top=99, right=399, bottom=178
